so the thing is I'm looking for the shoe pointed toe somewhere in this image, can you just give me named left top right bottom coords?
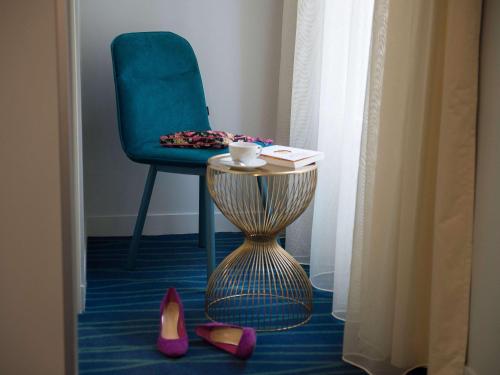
left=195, top=323, right=256, bottom=359
left=157, top=336, right=188, bottom=358
left=235, top=328, right=256, bottom=359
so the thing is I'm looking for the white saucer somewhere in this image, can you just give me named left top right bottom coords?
left=219, top=156, right=267, bottom=170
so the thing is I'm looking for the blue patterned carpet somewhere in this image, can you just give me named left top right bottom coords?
left=78, top=233, right=366, bottom=374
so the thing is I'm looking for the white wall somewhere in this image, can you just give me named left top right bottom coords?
left=80, top=0, right=284, bottom=235
left=466, top=1, right=500, bottom=374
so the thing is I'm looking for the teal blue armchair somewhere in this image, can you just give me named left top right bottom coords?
left=111, top=32, right=225, bottom=275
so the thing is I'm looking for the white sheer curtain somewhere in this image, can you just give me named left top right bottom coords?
left=286, top=0, right=374, bottom=319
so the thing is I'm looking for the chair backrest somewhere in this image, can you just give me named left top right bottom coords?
left=111, top=32, right=210, bottom=156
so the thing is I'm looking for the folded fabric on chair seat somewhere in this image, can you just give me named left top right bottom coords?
left=160, top=130, right=273, bottom=149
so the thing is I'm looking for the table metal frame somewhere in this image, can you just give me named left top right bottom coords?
left=204, top=155, right=317, bottom=331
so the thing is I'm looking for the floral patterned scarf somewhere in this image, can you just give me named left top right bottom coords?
left=160, top=130, right=273, bottom=149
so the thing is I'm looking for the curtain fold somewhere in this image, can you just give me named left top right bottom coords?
left=287, top=0, right=325, bottom=265
left=343, top=0, right=482, bottom=374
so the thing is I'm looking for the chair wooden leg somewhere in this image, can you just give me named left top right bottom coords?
left=198, top=175, right=206, bottom=248
left=127, top=165, right=157, bottom=270
left=200, top=175, right=216, bottom=278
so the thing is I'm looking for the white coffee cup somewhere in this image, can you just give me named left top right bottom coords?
left=229, top=141, right=262, bottom=164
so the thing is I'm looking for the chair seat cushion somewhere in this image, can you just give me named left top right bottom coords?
left=127, top=141, right=228, bottom=168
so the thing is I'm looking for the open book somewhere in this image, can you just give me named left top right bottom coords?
left=260, top=145, right=324, bottom=169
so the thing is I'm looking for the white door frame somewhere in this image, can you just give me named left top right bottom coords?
left=69, top=0, right=86, bottom=313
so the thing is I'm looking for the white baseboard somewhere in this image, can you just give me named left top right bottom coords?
left=86, top=212, right=238, bottom=237
left=464, top=366, right=478, bottom=375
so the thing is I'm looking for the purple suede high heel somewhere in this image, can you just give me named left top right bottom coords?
left=157, top=288, right=188, bottom=357
left=195, top=322, right=256, bottom=359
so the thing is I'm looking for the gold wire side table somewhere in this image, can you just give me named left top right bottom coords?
left=205, top=154, right=317, bottom=331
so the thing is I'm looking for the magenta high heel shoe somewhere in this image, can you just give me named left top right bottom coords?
left=157, top=288, right=188, bottom=357
left=195, top=322, right=256, bottom=359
